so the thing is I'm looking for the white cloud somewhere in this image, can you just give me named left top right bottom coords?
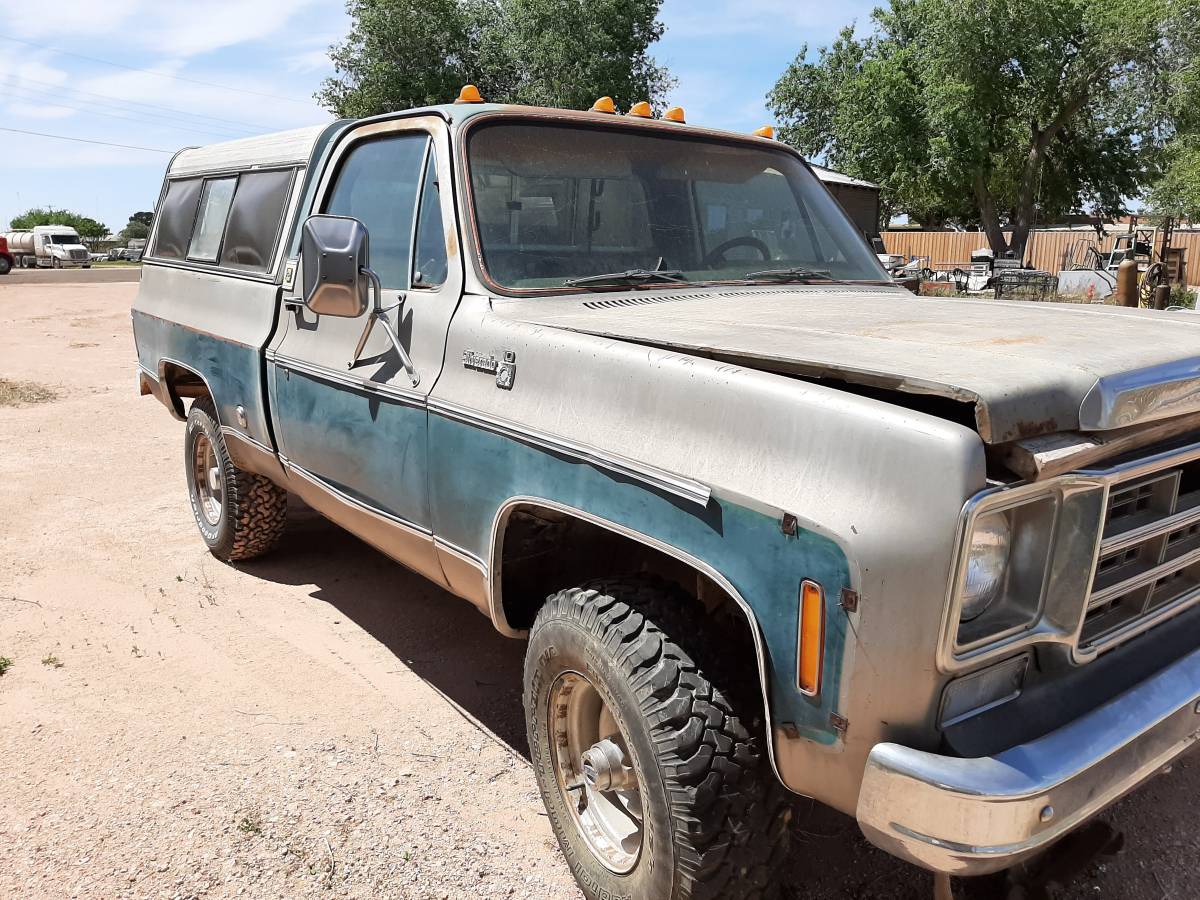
left=8, top=0, right=325, bottom=58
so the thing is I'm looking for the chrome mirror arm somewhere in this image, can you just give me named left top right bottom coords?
left=348, top=267, right=420, bottom=387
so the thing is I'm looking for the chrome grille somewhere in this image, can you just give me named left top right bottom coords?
left=70, top=249, right=88, bottom=260
left=1083, top=457, right=1200, bottom=652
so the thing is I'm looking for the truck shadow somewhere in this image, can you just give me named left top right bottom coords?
left=241, top=496, right=532, bottom=756
left=240, top=497, right=1194, bottom=900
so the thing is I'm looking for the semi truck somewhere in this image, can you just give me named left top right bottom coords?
left=2, top=225, right=91, bottom=269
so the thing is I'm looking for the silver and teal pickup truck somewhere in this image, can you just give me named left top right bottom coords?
left=133, top=93, right=1200, bottom=899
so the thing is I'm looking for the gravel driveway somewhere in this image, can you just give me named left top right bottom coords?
left=1, top=276, right=1195, bottom=899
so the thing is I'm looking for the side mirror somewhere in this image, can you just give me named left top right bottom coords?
left=300, top=214, right=371, bottom=317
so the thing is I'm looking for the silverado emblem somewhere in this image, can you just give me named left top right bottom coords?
left=463, top=349, right=517, bottom=390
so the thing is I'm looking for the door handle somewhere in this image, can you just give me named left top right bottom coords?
left=348, top=269, right=420, bottom=387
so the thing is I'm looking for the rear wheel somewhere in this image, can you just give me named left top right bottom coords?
left=184, top=397, right=287, bottom=561
left=525, top=578, right=792, bottom=900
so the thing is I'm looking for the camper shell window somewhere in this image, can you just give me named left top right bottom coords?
left=149, top=178, right=204, bottom=260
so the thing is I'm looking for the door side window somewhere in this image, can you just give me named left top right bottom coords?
left=412, top=150, right=447, bottom=288
left=323, top=133, right=427, bottom=290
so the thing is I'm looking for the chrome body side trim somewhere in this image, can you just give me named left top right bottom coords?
left=857, top=645, right=1200, bottom=875
left=271, top=352, right=426, bottom=407
left=486, top=495, right=782, bottom=784
left=430, top=398, right=712, bottom=509
left=269, top=353, right=710, bottom=507
left=1080, top=356, right=1200, bottom=431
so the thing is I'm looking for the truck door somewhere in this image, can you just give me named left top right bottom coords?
left=267, top=117, right=461, bottom=581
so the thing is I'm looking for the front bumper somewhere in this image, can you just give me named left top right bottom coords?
left=857, top=646, right=1200, bottom=875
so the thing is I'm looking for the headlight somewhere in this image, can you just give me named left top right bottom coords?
left=943, top=479, right=1108, bottom=671
left=954, top=495, right=1059, bottom=650
left=961, top=512, right=1010, bottom=621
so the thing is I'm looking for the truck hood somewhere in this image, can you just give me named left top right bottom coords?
left=495, top=284, right=1200, bottom=443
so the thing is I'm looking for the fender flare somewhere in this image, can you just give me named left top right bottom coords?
left=486, top=494, right=783, bottom=782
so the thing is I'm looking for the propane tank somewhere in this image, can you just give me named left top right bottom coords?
left=1115, top=258, right=1139, bottom=307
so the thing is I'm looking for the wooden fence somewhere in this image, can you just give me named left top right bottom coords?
left=881, top=230, right=1200, bottom=286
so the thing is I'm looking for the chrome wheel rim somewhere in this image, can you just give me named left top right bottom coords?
left=549, top=670, right=644, bottom=874
left=192, top=433, right=223, bottom=526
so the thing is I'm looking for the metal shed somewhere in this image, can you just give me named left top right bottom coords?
left=811, top=164, right=881, bottom=239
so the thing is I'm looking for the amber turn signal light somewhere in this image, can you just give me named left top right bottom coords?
left=754, top=125, right=775, bottom=139
left=590, top=96, right=616, bottom=114
left=628, top=101, right=652, bottom=118
left=798, top=580, right=825, bottom=697
left=663, top=106, right=685, bottom=123
left=455, top=84, right=484, bottom=104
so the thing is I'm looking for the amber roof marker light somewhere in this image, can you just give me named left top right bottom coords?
left=754, top=125, right=775, bottom=139
left=628, top=101, right=653, bottom=118
left=455, top=84, right=484, bottom=104
left=590, top=96, right=617, bottom=114
left=663, top=106, right=686, bottom=123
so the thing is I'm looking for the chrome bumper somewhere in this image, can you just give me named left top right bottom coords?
left=857, top=646, right=1200, bottom=875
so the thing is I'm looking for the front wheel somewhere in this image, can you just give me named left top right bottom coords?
left=525, top=579, right=792, bottom=900
left=184, top=397, right=287, bottom=561
left=52, top=258, right=61, bottom=269
left=0, top=257, right=10, bottom=276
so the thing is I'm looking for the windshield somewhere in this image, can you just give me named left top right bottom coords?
left=49, top=233, right=81, bottom=245
left=467, top=122, right=888, bottom=291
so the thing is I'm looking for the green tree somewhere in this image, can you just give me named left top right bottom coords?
left=8, top=207, right=107, bottom=241
left=129, top=211, right=154, bottom=227
left=317, top=0, right=673, bottom=118
left=120, top=220, right=151, bottom=241
left=1150, top=28, right=1200, bottom=218
left=768, top=0, right=1199, bottom=259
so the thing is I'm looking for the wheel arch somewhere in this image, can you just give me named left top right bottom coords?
left=156, top=358, right=217, bottom=422
left=486, top=495, right=782, bottom=778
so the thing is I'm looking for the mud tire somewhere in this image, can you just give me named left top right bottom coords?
left=525, top=578, right=792, bottom=900
left=184, top=397, right=286, bottom=561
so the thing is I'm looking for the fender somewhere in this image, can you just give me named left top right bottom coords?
left=487, top=494, right=785, bottom=783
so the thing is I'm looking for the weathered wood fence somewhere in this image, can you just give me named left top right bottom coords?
left=881, top=230, right=1200, bottom=286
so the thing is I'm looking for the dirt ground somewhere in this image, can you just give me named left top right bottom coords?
left=1, top=275, right=1196, bottom=900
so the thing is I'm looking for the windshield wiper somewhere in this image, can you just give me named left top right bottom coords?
left=742, top=267, right=835, bottom=282
left=563, top=268, right=689, bottom=288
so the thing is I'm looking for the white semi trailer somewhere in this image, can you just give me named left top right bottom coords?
left=2, top=225, right=91, bottom=269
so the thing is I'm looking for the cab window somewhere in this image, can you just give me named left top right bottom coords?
left=323, top=134, right=427, bottom=290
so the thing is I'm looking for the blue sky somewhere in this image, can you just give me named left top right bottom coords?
left=1, top=0, right=877, bottom=233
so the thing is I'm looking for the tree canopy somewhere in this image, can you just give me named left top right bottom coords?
left=768, top=0, right=1200, bottom=257
left=317, top=0, right=673, bottom=118
left=8, top=207, right=108, bottom=241
left=119, top=211, right=154, bottom=242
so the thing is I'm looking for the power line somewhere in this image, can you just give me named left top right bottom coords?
left=0, top=34, right=317, bottom=106
left=0, top=126, right=172, bottom=153
left=6, top=83, right=254, bottom=140
left=12, top=75, right=266, bottom=132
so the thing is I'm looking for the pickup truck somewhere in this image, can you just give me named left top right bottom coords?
left=133, top=91, right=1200, bottom=900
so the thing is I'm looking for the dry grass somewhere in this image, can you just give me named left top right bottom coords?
left=0, top=378, right=58, bottom=407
